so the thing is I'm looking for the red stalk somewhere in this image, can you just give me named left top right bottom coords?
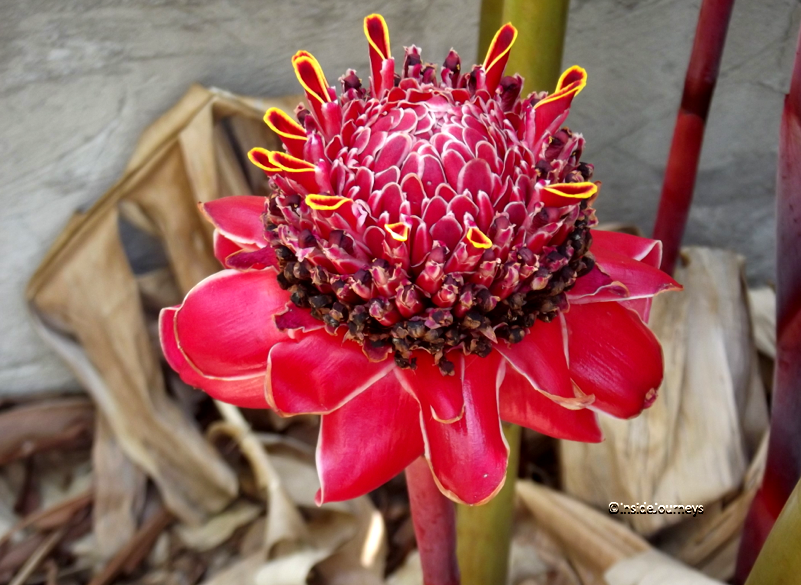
left=406, top=457, right=460, bottom=585
left=652, top=0, right=735, bottom=275
left=735, top=22, right=801, bottom=584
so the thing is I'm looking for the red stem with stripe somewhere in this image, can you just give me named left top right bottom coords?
left=651, top=0, right=735, bottom=275
left=735, top=20, right=801, bottom=584
left=406, top=457, right=460, bottom=585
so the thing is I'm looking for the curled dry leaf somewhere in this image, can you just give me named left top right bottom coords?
left=211, top=401, right=307, bottom=553
left=27, top=212, right=236, bottom=525
left=7, top=526, right=68, bottom=585
left=0, top=489, right=92, bottom=549
left=517, top=480, right=648, bottom=575
left=175, top=500, right=262, bottom=552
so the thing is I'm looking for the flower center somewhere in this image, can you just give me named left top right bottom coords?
left=263, top=79, right=598, bottom=375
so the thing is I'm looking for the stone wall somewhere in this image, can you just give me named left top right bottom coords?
left=1, top=0, right=797, bottom=394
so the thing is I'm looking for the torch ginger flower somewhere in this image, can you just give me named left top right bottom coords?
left=160, top=15, right=681, bottom=506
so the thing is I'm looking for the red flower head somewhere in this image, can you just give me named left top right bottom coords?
left=160, top=15, right=681, bottom=505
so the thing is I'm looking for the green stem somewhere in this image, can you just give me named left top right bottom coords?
left=456, top=423, right=521, bottom=585
left=478, top=0, right=505, bottom=60
left=453, top=4, right=570, bottom=581
left=502, top=0, right=570, bottom=92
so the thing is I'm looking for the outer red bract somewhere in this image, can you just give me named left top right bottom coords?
left=160, top=14, right=681, bottom=505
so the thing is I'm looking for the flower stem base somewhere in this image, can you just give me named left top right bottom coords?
left=456, top=422, right=521, bottom=585
left=406, top=457, right=460, bottom=585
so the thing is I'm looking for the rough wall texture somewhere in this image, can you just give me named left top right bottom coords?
left=1, top=0, right=798, bottom=394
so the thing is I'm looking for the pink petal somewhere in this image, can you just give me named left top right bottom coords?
left=354, top=167, right=374, bottom=201
left=588, top=248, right=681, bottom=301
left=430, top=213, right=463, bottom=252
left=565, top=302, right=663, bottom=419
left=504, top=201, right=526, bottom=227
left=420, top=353, right=508, bottom=505
left=447, top=194, right=479, bottom=225
left=224, top=246, right=279, bottom=271
left=371, top=182, right=403, bottom=222
left=475, top=191, right=494, bottom=233
left=316, top=372, right=423, bottom=503
left=401, top=174, right=426, bottom=217
left=365, top=14, right=391, bottom=96
left=495, top=320, right=590, bottom=407
left=375, top=133, right=413, bottom=172
left=374, top=166, right=400, bottom=190
left=567, top=265, right=628, bottom=302
left=420, top=155, right=446, bottom=199
left=591, top=230, right=662, bottom=268
left=213, top=231, right=249, bottom=268
left=422, top=196, right=448, bottom=227
left=457, top=158, right=493, bottom=198
left=201, top=196, right=269, bottom=248
left=159, top=307, right=269, bottom=408
left=442, top=150, right=466, bottom=189
left=435, top=183, right=458, bottom=203
left=396, top=351, right=465, bottom=423
left=499, top=366, right=602, bottom=442
left=266, top=330, right=395, bottom=415
left=273, top=304, right=325, bottom=338
left=174, top=270, right=291, bottom=378
left=530, top=66, right=587, bottom=143
left=619, top=298, right=653, bottom=322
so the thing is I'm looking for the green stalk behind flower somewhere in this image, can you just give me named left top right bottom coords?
left=478, top=0, right=505, bottom=59
left=502, top=0, right=569, bottom=94
left=456, top=423, right=521, bottom=585
left=457, top=4, right=569, bottom=583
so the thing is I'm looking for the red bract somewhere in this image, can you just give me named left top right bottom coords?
left=160, top=14, right=681, bottom=506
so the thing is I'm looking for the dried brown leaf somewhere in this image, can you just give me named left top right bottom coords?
left=88, top=507, right=173, bottom=585
left=92, top=413, right=147, bottom=560
left=0, top=398, right=94, bottom=466
left=0, top=489, right=92, bottom=549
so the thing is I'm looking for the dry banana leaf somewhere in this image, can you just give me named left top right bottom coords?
left=747, top=287, right=776, bottom=360
left=516, top=480, right=727, bottom=585
left=26, top=86, right=301, bottom=524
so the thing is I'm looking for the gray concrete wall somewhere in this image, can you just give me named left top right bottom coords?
left=1, top=0, right=798, bottom=394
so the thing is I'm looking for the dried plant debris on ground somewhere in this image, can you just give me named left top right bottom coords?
left=13, top=86, right=776, bottom=585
